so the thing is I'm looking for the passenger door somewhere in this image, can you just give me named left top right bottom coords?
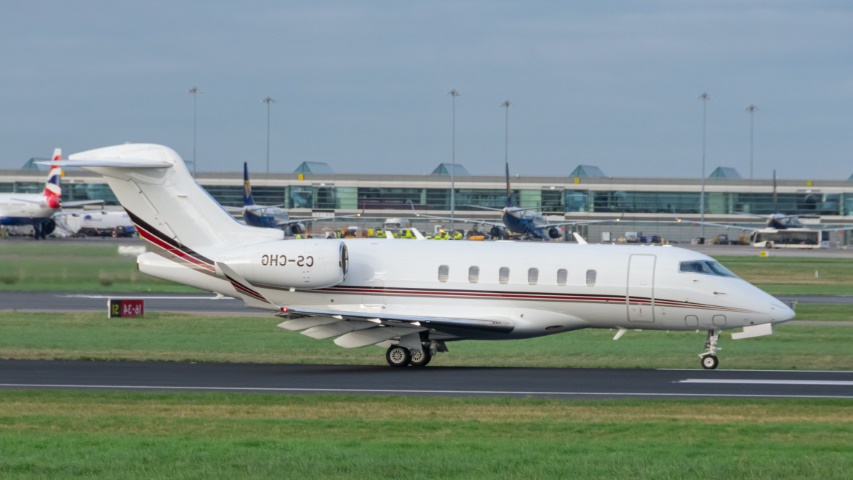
left=627, top=254, right=655, bottom=323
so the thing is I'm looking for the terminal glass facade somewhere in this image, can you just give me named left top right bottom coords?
left=0, top=178, right=849, bottom=216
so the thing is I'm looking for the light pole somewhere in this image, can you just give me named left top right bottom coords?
left=500, top=100, right=512, bottom=201
left=188, top=86, right=201, bottom=177
left=746, top=104, right=758, bottom=181
left=698, top=92, right=710, bottom=240
left=448, top=89, right=460, bottom=232
left=263, top=96, right=275, bottom=174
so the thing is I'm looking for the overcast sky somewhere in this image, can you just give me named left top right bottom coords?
left=1, top=1, right=851, bottom=179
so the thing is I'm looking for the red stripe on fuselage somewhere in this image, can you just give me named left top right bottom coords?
left=136, top=225, right=214, bottom=272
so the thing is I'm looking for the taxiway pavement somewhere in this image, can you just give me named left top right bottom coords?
left=0, top=360, right=850, bottom=399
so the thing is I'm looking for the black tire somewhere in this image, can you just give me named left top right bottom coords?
left=385, top=346, right=411, bottom=368
left=701, top=355, right=719, bottom=370
left=409, top=348, right=432, bottom=367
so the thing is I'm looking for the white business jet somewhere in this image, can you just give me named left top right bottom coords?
left=55, top=144, right=794, bottom=369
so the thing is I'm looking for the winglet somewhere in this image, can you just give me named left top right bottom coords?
left=572, top=232, right=588, bottom=245
left=216, top=261, right=279, bottom=310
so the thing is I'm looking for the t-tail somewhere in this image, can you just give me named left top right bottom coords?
left=43, top=148, right=62, bottom=209
left=242, top=161, right=255, bottom=207
left=58, top=144, right=282, bottom=251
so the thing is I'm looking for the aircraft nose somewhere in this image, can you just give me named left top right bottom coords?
left=767, top=300, right=796, bottom=324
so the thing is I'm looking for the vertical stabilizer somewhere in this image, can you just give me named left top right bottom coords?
left=243, top=162, right=255, bottom=207
left=67, top=144, right=282, bottom=250
left=43, top=148, right=62, bottom=208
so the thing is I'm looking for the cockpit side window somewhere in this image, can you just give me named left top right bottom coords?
left=680, top=261, right=709, bottom=274
left=706, top=261, right=737, bottom=277
left=679, top=260, right=737, bottom=278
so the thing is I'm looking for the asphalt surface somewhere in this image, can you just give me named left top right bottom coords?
left=0, top=360, right=850, bottom=399
left=1, top=291, right=851, bottom=400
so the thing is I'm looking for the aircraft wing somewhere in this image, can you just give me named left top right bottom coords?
left=542, top=219, right=619, bottom=228
left=275, top=213, right=362, bottom=227
left=675, top=219, right=762, bottom=232
left=61, top=199, right=105, bottom=208
left=217, top=261, right=515, bottom=348
left=412, top=213, right=504, bottom=228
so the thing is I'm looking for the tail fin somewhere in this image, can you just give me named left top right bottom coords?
left=243, top=162, right=255, bottom=207
left=43, top=148, right=62, bottom=208
left=64, top=144, right=281, bottom=250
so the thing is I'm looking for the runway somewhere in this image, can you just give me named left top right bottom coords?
left=0, top=360, right=850, bottom=399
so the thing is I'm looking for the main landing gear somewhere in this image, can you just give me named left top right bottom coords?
left=699, top=329, right=721, bottom=370
left=385, top=344, right=435, bottom=368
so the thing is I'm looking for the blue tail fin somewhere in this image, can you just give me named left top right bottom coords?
left=243, top=162, right=255, bottom=207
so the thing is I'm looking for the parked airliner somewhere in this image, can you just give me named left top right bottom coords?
left=0, top=149, right=101, bottom=238
left=54, top=144, right=795, bottom=369
left=418, top=161, right=609, bottom=240
left=227, top=162, right=356, bottom=235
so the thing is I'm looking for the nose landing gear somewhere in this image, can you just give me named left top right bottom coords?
left=699, top=329, right=721, bottom=369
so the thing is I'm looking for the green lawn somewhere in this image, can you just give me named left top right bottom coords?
left=0, top=242, right=197, bottom=292
left=0, top=310, right=850, bottom=370
left=0, top=391, right=850, bottom=479
left=715, top=255, right=853, bottom=294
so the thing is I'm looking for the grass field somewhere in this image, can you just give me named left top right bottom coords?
left=0, top=242, right=197, bottom=292
left=0, top=391, right=850, bottom=479
left=713, top=255, right=853, bottom=294
left=1, top=310, right=850, bottom=369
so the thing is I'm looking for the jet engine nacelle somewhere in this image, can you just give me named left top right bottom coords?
left=548, top=227, right=562, bottom=239
left=216, top=239, right=348, bottom=289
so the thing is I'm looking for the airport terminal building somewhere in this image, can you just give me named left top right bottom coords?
left=3, top=162, right=853, bottom=244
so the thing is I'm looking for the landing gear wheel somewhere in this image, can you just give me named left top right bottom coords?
left=409, top=348, right=432, bottom=367
left=386, top=346, right=411, bottom=368
left=701, top=355, right=719, bottom=370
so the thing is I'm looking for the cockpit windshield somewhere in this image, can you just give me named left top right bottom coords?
left=679, top=260, right=738, bottom=278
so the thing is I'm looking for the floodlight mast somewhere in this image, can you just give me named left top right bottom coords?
left=500, top=100, right=512, bottom=203
left=698, top=92, right=711, bottom=240
left=746, top=104, right=758, bottom=181
left=188, top=86, right=202, bottom=177
left=263, top=96, right=276, bottom=174
left=448, top=89, right=461, bottom=232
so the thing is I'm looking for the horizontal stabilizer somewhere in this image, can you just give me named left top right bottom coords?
left=40, top=159, right=172, bottom=168
left=335, top=326, right=425, bottom=348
